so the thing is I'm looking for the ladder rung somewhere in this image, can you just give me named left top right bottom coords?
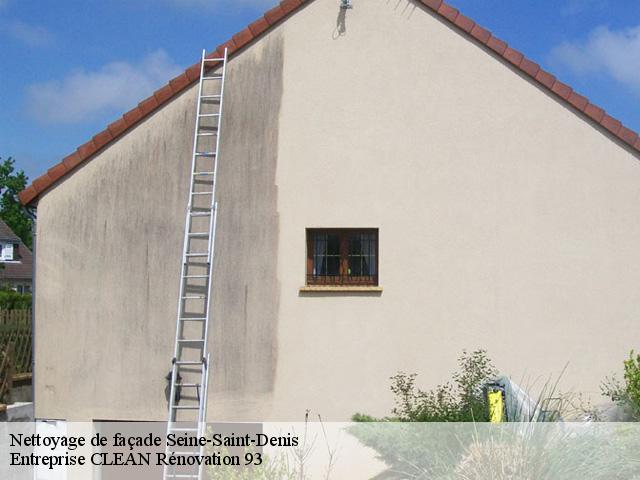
left=179, top=318, right=205, bottom=321
left=181, top=295, right=206, bottom=299
left=175, top=360, right=204, bottom=366
left=188, top=232, right=209, bottom=237
left=196, top=132, right=216, bottom=136
left=184, top=275, right=208, bottom=279
left=166, top=475, right=198, bottom=478
left=175, top=383, right=201, bottom=387
left=178, top=339, right=205, bottom=344
left=169, top=427, right=199, bottom=432
left=185, top=253, right=208, bottom=257
left=191, top=192, right=213, bottom=196
left=198, top=113, right=220, bottom=117
left=190, top=211, right=212, bottom=217
left=193, top=172, right=214, bottom=176
left=172, top=405, right=200, bottom=410
left=202, top=75, right=223, bottom=80
left=195, top=152, right=216, bottom=156
left=201, top=95, right=221, bottom=99
left=203, top=57, right=225, bottom=62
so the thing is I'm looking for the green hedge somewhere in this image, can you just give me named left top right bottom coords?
left=0, top=290, right=31, bottom=310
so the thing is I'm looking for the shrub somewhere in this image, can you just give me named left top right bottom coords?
left=387, top=349, right=497, bottom=422
left=0, top=288, right=31, bottom=310
left=601, top=350, right=640, bottom=421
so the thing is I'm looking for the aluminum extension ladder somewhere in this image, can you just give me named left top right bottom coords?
left=163, top=48, right=228, bottom=480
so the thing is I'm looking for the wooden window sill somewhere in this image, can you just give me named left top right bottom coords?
left=299, top=285, right=383, bottom=292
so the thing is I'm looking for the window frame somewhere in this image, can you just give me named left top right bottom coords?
left=306, top=228, right=379, bottom=286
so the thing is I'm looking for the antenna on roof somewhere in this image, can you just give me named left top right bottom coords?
left=340, top=0, right=352, bottom=8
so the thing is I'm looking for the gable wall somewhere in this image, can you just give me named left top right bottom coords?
left=34, top=0, right=640, bottom=421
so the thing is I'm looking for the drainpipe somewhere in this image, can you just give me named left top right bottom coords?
left=29, top=211, right=36, bottom=415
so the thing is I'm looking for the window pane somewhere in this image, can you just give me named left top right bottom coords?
left=348, top=232, right=376, bottom=277
left=312, top=233, right=340, bottom=277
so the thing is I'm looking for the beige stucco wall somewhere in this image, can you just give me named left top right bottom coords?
left=35, top=0, right=639, bottom=421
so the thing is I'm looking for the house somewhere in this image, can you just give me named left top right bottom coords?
left=0, top=219, right=32, bottom=294
left=20, top=0, right=640, bottom=422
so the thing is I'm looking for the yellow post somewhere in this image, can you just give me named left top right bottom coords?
left=488, top=390, right=504, bottom=423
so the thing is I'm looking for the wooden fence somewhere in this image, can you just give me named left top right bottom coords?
left=0, top=310, right=31, bottom=404
left=0, top=309, right=32, bottom=375
left=0, top=343, right=14, bottom=405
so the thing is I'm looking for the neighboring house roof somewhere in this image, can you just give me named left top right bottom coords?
left=0, top=219, right=32, bottom=281
left=0, top=219, right=21, bottom=243
left=18, top=0, right=640, bottom=206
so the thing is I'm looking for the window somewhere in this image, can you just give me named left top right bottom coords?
left=0, top=243, right=13, bottom=261
left=306, top=229, right=378, bottom=286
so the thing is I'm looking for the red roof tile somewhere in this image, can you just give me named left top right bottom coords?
left=154, top=84, right=175, bottom=105
left=568, top=92, right=588, bottom=111
left=437, top=3, right=459, bottom=22
left=93, top=130, right=113, bottom=151
left=618, top=127, right=638, bottom=145
left=233, top=28, right=254, bottom=48
left=264, top=5, right=285, bottom=25
left=503, top=47, right=524, bottom=67
left=47, top=163, right=68, bottom=183
left=248, top=18, right=270, bottom=37
left=422, top=0, right=443, bottom=10
left=108, top=118, right=128, bottom=138
left=551, top=80, right=572, bottom=100
left=585, top=103, right=605, bottom=123
left=61, top=152, right=82, bottom=170
left=601, top=115, right=622, bottom=135
left=519, top=58, right=540, bottom=78
left=19, top=0, right=640, bottom=206
left=487, top=36, right=508, bottom=55
left=454, top=13, right=474, bottom=33
left=535, top=70, right=555, bottom=89
left=470, top=24, right=491, bottom=44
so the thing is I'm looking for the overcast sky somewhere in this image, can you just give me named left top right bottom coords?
left=1, top=0, right=639, bottom=181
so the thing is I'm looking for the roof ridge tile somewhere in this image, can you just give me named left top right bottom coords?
left=487, top=36, right=508, bottom=55
left=437, top=3, right=459, bottom=22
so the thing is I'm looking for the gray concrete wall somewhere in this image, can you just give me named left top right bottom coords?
left=35, top=0, right=640, bottom=421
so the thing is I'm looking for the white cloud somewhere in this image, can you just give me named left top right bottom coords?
left=26, top=50, right=183, bottom=124
left=5, top=20, right=54, bottom=47
left=549, top=25, right=640, bottom=94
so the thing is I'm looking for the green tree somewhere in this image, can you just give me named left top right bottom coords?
left=0, top=157, right=34, bottom=249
